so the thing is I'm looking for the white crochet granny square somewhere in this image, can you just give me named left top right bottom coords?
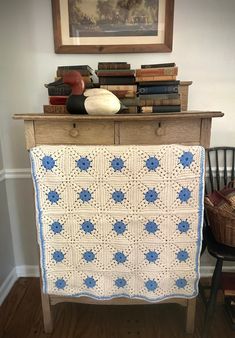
left=30, top=144, right=205, bottom=302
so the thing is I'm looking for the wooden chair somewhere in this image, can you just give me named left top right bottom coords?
left=201, top=147, right=235, bottom=338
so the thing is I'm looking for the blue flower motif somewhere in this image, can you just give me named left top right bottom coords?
left=112, top=190, right=125, bottom=203
left=76, top=157, right=91, bottom=171
left=55, top=278, right=66, bottom=289
left=111, top=157, right=125, bottom=171
left=145, top=279, right=158, bottom=292
left=79, top=189, right=92, bottom=202
left=177, top=220, right=190, bottom=233
left=114, top=251, right=127, bottom=264
left=84, top=276, right=96, bottom=288
left=145, top=156, right=160, bottom=171
left=113, top=220, right=127, bottom=235
left=81, top=220, right=95, bottom=234
left=144, top=220, right=159, bottom=234
left=144, top=188, right=158, bottom=203
left=176, top=278, right=187, bottom=289
left=176, top=250, right=189, bottom=262
left=42, top=155, right=56, bottom=171
left=178, top=187, right=191, bottom=203
left=50, top=221, right=63, bottom=234
left=52, top=250, right=64, bottom=263
left=47, top=190, right=60, bottom=204
left=115, top=277, right=127, bottom=288
left=179, top=151, right=194, bottom=168
left=83, top=250, right=95, bottom=262
left=145, top=250, right=159, bottom=263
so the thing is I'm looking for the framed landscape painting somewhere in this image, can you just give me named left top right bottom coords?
left=52, top=0, right=174, bottom=53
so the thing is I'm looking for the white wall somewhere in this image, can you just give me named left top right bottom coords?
left=0, top=181, right=15, bottom=284
left=0, top=141, right=3, bottom=171
left=5, top=179, right=38, bottom=266
left=0, top=137, right=15, bottom=289
left=0, top=0, right=235, bottom=270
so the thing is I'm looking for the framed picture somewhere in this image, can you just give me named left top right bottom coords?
left=52, top=0, right=174, bottom=53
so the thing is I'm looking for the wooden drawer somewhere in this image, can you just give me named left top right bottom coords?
left=119, top=119, right=201, bottom=145
left=34, top=121, right=115, bottom=145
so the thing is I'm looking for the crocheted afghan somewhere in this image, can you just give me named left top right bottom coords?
left=30, top=145, right=205, bottom=302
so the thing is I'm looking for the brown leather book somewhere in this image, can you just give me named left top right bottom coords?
left=139, top=98, right=181, bottom=107
left=100, top=85, right=137, bottom=91
left=136, top=67, right=178, bottom=77
left=108, top=90, right=136, bottom=98
left=56, top=64, right=95, bottom=75
left=141, top=105, right=181, bottom=113
left=141, top=62, right=176, bottom=69
left=136, top=75, right=177, bottom=82
left=99, top=77, right=136, bottom=85
left=98, top=62, right=130, bottom=70
left=97, top=70, right=135, bottom=77
left=43, top=105, right=69, bottom=114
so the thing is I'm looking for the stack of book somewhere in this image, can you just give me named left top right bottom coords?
left=44, top=65, right=98, bottom=114
left=97, top=62, right=138, bottom=113
left=136, top=62, right=181, bottom=113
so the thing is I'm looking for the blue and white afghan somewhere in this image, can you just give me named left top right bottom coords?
left=30, top=145, right=205, bottom=302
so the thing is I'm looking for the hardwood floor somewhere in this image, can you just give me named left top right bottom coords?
left=0, top=278, right=234, bottom=338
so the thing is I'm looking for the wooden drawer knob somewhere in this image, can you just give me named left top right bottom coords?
left=155, top=123, right=164, bottom=136
left=69, top=128, right=79, bottom=137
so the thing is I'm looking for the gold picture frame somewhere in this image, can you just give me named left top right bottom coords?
left=52, top=0, right=174, bottom=54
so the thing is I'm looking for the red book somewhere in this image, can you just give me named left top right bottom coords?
left=49, top=96, right=68, bottom=105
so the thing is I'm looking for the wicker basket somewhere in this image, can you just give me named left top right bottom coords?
left=205, top=180, right=235, bottom=247
left=205, top=204, right=235, bottom=247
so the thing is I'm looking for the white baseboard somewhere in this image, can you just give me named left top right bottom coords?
left=200, top=265, right=235, bottom=277
left=4, top=169, right=31, bottom=180
left=15, top=265, right=40, bottom=277
left=0, top=268, right=18, bottom=305
left=1, top=264, right=235, bottom=306
left=0, top=169, right=5, bottom=182
left=0, top=169, right=31, bottom=182
left=0, top=265, right=39, bottom=305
